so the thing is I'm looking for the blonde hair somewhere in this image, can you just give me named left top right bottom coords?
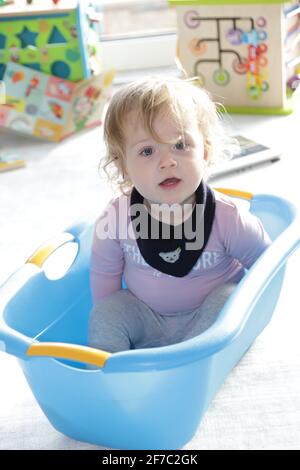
left=100, top=76, right=238, bottom=195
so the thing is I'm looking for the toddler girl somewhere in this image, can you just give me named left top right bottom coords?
left=89, top=77, right=271, bottom=353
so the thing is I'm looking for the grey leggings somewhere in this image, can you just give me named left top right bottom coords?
left=88, top=284, right=237, bottom=353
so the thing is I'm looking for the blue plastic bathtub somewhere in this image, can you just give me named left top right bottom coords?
left=1, top=188, right=300, bottom=450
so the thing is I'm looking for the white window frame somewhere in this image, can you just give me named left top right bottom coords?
left=101, top=32, right=177, bottom=72
left=90, top=0, right=177, bottom=71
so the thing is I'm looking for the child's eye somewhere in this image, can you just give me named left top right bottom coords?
left=174, top=140, right=189, bottom=151
left=139, top=146, right=153, bottom=157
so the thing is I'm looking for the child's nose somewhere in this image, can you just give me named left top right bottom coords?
left=159, top=151, right=177, bottom=169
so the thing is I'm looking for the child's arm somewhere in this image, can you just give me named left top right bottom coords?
left=223, top=203, right=271, bottom=269
left=90, top=202, right=124, bottom=304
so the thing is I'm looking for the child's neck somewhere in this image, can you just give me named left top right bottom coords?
left=143, top=193, right=196, bottom=226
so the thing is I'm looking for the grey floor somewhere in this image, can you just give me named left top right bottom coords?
left=0, top=108, right=300, bottom=449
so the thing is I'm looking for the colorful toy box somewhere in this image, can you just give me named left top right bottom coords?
left=169, top=0, right=300, bottom=114
left=0, top=0, right=90, bottom=82
left=0, top=62, right=114, bottom=141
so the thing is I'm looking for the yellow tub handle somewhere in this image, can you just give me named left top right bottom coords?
left=26, top=233, right=75, bottom=268
left=27, top=342, right=111, bottom=368
left=214, top=188, right=253, bottom=201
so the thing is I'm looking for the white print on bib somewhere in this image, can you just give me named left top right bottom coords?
left=159, top=247, right=181, bottom=263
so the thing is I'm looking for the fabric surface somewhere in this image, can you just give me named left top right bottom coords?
left=91, top=189, right=270, bottom=314
left=130, top=181, right=216, bottom=277
left=88, top=284, right=236, bottom=352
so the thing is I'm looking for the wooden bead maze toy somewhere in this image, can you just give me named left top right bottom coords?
left=170, top=0, right=300, bottom=114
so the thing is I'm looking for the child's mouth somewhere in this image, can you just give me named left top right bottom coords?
left=159, top=178, right=181, bottom=188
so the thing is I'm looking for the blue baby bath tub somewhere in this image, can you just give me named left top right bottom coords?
left=1, top=188, right=300, bottom=450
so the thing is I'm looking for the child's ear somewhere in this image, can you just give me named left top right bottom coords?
left=123, top=165, right=128, bottom=177
left=204, top=140, right=211, bottom=162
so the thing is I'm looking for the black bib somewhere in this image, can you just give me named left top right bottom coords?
left=129, top=181, right=216, bottom=277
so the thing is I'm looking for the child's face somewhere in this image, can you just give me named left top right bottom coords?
left=124, top=109, right=208, bottom=206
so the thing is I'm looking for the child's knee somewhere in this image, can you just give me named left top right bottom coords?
left=89, top=292, right=124, bottom=331
left=90, top=290, right=128, bottom=320
left=88, top=290, right=132, bottom=352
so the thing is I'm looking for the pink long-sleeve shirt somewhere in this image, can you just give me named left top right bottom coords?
left=90, top=189, right=271, bottom=315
